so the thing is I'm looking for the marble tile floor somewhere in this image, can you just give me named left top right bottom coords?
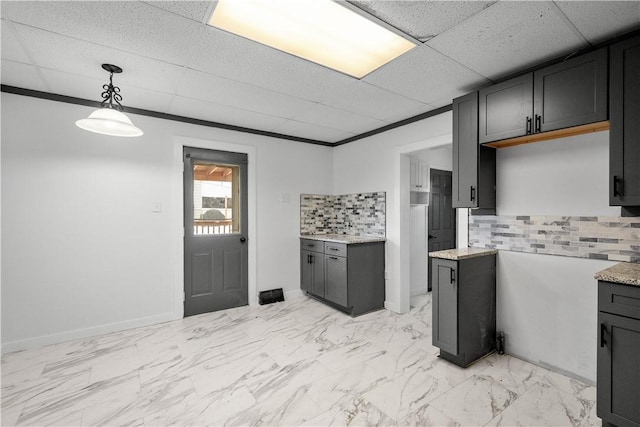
left=1, top=294, right=600, bottom=426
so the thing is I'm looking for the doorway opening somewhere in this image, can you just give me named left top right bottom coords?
left=407, top=146, right=456, bottom=298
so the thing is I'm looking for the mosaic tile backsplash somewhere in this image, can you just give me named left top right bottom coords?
left=469, top=215, right=640, bottom=263
left=300, top=192, right=386, bottom=237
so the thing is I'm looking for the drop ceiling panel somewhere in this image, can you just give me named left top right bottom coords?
left=1, top=20, right=29, bottom=63
left=427, top=1, right=588, bottom=81
left=1, top=1, right=204, bottom=66
left=555, top=1, right=640, bottom=44
left=142, top=1, right=213, bottom=23
left=291, top=103, right=386, bottom=134
left=1, top=60, right=49, bottom=92
left=176, top=69, right=318, bottom=120
left=364, top=44, right=490, bottom=104
left=12, top=24, right=186, bottom=96
left=319, top=80, right=428, bottom=121
left=273, top=119, right=354, bottom=143
left=350, top=0, right=496, bottom=41
left=188, top=26, right=356, bottom=102
left=169, top=96, right=289, bottom=132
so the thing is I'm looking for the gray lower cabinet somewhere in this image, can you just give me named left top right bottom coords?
left=300, top=239, right=324, bottom=296
left=300, top=239, right=385, bottom=316
left=597, top=281, right=640, bottom=427
left=431, top=254, right=496, bottom=367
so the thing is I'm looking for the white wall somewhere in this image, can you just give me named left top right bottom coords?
left=333, top=112, right=453, bottom=313
left=1, top=93, right=333, bottom=352
left=495, top=131, right=618, bottom=383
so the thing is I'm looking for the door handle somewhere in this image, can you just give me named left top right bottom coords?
left=240, top=236, right=247, bottom=243
left=328, top=256, right=339, bottom=260
left=526, top=116, right=532, bottom=134
left=535, top=114, right=541, bottom=133
left=600, top=323, right=607, bottom=348
left=450, top=269, right=455, bottom=284
left=307, top=254, right=311, bottom=264
left=428, top=234, right=435, bottom=240
left=470, top=186, right=476, bottom=202
left=613, top=176, right=624, bottom=198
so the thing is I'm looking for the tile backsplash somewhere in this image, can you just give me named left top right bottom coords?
left=300, top=192, right=386, bottom=237
left=469, top=215, right=640, bottom=263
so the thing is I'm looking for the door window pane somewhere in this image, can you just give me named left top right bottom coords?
left=193, top=162, right=240, bottom=235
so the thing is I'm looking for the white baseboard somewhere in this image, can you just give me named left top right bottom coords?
left=410, top=287, right=428, bottom=297
left=384, top=300, right=401, bottom=313
left=284, top=289, right=304, bottom=300
left=1, top=312, right=178, bottom=355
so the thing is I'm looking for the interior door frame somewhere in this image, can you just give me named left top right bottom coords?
left=172, top=136, right=257, bottom=319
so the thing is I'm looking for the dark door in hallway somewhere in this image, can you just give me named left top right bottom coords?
left=428, top=168, right=456, bottom=291
left=183, top=147, right=248, bottom=316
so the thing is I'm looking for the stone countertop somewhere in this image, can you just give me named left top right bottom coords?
left=594, top=263, right=640, bottom=287
left=429, top=247, right=498, bottom=260
left=300, top=234, right=386, bottom=244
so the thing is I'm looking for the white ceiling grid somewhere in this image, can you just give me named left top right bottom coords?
left=1, top=1, right=639, bottom=144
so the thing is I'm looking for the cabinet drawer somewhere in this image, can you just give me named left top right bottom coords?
left=599, top=281, right=640, bottom=319
left=300, top=239, right=324, bottom=253
left=324, top=242, right=347, bottom=257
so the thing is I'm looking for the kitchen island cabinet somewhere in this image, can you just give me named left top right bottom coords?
left=300, top=235, right=385, bottom=316
left=595, top=263, right=640, bottom=427
left=429, top=248, right=497, bottom=367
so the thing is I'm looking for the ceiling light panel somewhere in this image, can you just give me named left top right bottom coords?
left=208, top=0, right=416, bottom=79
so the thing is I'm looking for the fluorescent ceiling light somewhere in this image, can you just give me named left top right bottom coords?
left=208, top=0, right=417, bottom=79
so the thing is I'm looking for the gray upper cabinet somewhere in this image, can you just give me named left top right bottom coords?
left=452, top=91, right=496, bottom=209
left=479, top=74, right=533, bottom=144
left=479, top=48, right=608, bottom=144
left=610, top=34, right=640, bottom=211
left=534, top=48, right=608, bottom=133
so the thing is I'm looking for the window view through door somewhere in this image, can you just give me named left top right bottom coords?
left=192, top=163, right=240, bottom=235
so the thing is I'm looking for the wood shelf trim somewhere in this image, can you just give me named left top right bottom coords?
left=483, top=121, right=610, bottom=149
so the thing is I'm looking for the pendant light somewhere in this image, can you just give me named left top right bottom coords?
left=76, top=64, right=143, bottom=137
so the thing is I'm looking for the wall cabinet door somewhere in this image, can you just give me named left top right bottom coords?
left=453, top=92, right=496, bottom=209
left=432, top=258, right=458, bottom=355
left=479, top=74, right=533, bottom=144
left=534, top=48, right=608, bottom=133
left=410, top=158, right=429, bottom=191
left=453, top=92, right=478, bottom=208
left=325, top=255, right=347, bottom=307
left=610, top=35, right=640, bottom=208
left=597, top=311, right=640, bottom=426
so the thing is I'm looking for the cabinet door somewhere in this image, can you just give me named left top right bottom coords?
left=309, top=252, right=325, bottom=298
left=419, top=162, right=430, bottom=191
left=301, top=250, right=312, bottom=292
left=534, top=48, right=607, bottom=133
left=432, top=259, right=458, bottom=355
left=597, top=312, right=640, bottom=426
left=325, top=255, right=347, bottom=307
left=610, top=35, right=640, bottom=207
left=453, top=92, right=479, bottom=208
left=479, top=74, right=533, bottom=144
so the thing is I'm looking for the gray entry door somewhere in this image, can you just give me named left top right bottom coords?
left=183, top=147, right=248, bottom=317
left=428, top=169, right=456, bottom=292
